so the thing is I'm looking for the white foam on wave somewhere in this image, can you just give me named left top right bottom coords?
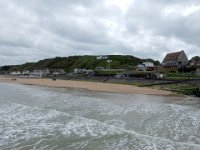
left=134, top=103, right=200, bottom=144
left=1, top=101, right=200, bottom=150
left=0, top=102, right=123, bottom=149
left=0, top=102, right=62, bottom=149
left=1, top=83, right=200, bottom=149
left=104, top=120, right=126, bottom=129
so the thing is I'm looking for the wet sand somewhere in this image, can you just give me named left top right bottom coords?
left=0, top=76, right=172, bottom=95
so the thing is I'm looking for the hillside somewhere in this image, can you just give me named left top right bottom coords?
left=0, top=55, right=160, bottom=73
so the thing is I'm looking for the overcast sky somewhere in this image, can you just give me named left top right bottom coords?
left=0, top=0, right=200, bottom=65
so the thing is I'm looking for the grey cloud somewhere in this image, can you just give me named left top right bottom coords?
left=0, top=0, right=199, bottom=65
left=126, top=0, right=200, bottom=46
left=45, top=18, right=109, bottom=45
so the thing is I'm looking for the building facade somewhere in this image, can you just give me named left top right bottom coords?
left=162, top=50, right=188, bottom=70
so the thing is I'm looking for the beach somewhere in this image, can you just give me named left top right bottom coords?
left=0, top=76, right=172, bottom=95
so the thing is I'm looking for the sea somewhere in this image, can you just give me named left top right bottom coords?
left=1, top=82, right=200, bottom=150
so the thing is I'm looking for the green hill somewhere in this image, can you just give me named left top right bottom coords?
left=0, top=55, right=160, bottom=73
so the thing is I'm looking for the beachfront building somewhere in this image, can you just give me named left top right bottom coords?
left=143, top=62, right=155, bottom=71
left=29, top=68, right=64, bottom=77
left=136, top=64, right=145, bottom=71
left=188, top=56, right=200, bottom=74
left=196, top=68, right=200, bottom=74
left=137, top=62, right=155, bottom=71
left=10, top=71, right=21, bottom=76
left=189, top=56, right=200, bottom=67
left=162, top=50, right=188, bottom=71
left=44, top=68, right=50, bottom=76
left=73, top=68, right=93, bottom=74
left=143, top=62, right=154, bottom=67
left=96, top=55, right=108, bottom=60
left=50, top=69, right=65, bottom=76
left=30, top=70, right=44, bottom=77
left=22, top=70, right=30, bottom=76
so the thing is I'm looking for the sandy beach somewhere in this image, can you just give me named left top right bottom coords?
left=0, top=76, right=172, bottom=95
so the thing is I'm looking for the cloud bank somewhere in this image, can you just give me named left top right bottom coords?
left=0, top=0, right=200, bottom=65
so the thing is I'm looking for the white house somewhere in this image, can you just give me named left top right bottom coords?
left=44, top=68, right=50, bottom=76
left=96, top=55, right=108, bottom=60
left=10, top=71, right=21, bottom=76
left=73, top=68, right=93, bottom=74
left=137, top=62, right=155, bottom=71
left=137, top=64, right=145, bottom=71
left=22, top=70, right=30, bottom=76
left=30, top=70, right=44, bottom=77
left=143, top=62, right=154, bottom=67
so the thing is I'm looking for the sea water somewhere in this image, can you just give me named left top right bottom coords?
left=0, top=82, right=200, bottom=150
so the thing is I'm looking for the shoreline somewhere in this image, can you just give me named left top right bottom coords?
left=0, top=76, right=174, bottom=96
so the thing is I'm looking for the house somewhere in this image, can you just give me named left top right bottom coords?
left=136, top=62, right=155, bottom=71
left=143, top=62, right=155, bottom=71
left=49, top=69, right=65, bottom=76
left=189, top=57, right=200, bottom=74
left=136, top=64, right=145, bottom=71
left=30, top=70, right=44, bottom=77
left=30, top=69, right=51, bottom=77
left=22, top=70, right=30, bottom=76
left=53, top=69, right=65, bottom=76
left=196, top=68, right=200, bottom=74
left=162, top=50, right=188, bottom=70
left=143, top=62, right=154, bottom=67
left=44, top=68, right=50, bottom=76
left=96, top=55, right=108, bottom=60
left=189, top=56, right=200, bottom=67
left=10, top=71, right=16, bottom=76
left=10, top=71, right=21, bottom=76
left=73, top=68, right=93, bottom=74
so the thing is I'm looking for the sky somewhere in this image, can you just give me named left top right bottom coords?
left=0, top=0, right=200, bottom=65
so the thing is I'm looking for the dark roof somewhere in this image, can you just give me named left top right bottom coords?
left=163, top=50, right=183, bottom=62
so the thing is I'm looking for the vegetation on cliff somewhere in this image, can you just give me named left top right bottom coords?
left=0, top=55, right=160, bottom=73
